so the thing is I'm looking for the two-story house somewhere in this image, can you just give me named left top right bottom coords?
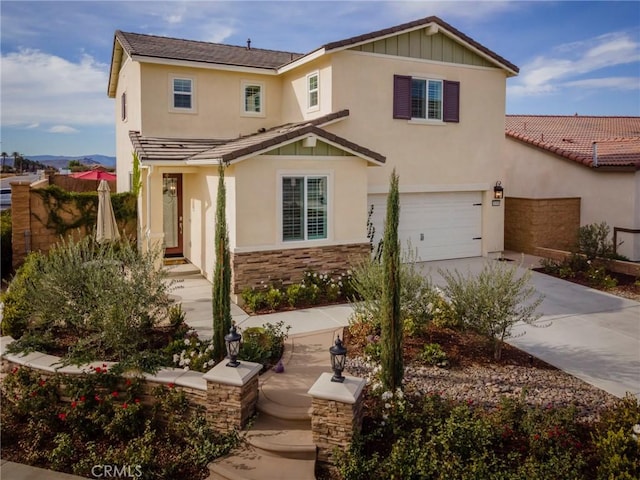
left=107, top=16, right=519, bottom=296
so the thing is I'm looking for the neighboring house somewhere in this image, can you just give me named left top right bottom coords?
left=505, top=115, right=640, bottom=261
left=107, top=16, right=518, bottom=297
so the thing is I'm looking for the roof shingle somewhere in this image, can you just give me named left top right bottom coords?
left=116, top=30, right=303, bottom=69
left=129, top=110, right=386, bottom=165
left=505, top=115, right=640, bottom=169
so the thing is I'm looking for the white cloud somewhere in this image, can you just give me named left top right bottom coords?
left=562, top=77, right=640, bottom=91
left=510, top=31, right=640, bottom=96
left=1, top=48, right=112, bottom=127
left=48, top=125, right=79, bottom=134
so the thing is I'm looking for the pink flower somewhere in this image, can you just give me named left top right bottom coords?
left=134, top=398, right=140, bottom=404
left=71, top=401, right=77, bottom=409
left=122, top=402, right=128, bottom=409
left=79, top=396, right=86, bottom=402
left=168, top=383, right=174, bottom=389
left=111, top=391, right=118, bottom=398
left=39, top=379, right=46, bottom=387
left=58, top=413, right=67, bottom=421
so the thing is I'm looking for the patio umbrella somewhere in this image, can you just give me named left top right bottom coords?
left=71, top=170, right=117, bottom=181
left=96, top=180, right=121, bottom=243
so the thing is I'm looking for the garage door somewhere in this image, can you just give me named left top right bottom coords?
left=368, top=192, right=482, bottom=261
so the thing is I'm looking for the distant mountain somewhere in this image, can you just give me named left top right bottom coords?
left=28, top=154, right=116, bottom=169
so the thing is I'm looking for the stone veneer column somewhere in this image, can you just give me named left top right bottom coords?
left=10, top=182, right=32, bottom=269
left=203, top=360, right=262, bottom=432
left=307, top=372, right=367, bottom=465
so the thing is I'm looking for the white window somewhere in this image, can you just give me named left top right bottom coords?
left=411, top=78, right=442, bottom=120
left=241, top=80, right=265, bottom=116
left=307, top=72, right=319, bottom=110
left=282, top=175, right=327, bottom=241
left=170, top=76, right=195, bottom=112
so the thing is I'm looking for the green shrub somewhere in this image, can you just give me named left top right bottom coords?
left=420, top=343, right=448, bottom=366
left=0, top=366, right=238, bottom=479
left=241, top=287, right=268, bottom=312
left=1, top=208, right=11, bottom=279
left=440, top=261, right=544, bottom=360
left=577, top=221, right=614, bottom=260
left=265, top=286, right=283, bottom=310
left=349, top=244, right=439, bottom=333
left=585, top=263, right=618, bottom=289
left=239, top=321, right=290, bottom=368
left=3, top=235, right=173, bottom=367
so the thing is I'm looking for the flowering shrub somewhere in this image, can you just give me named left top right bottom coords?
left=241, top=269, right=355, bottom=313
left=0, top=366, right=238, bottom=479
left=165, top=330, right=216, bottom=372
left=336, top=392, right=640, bottom=480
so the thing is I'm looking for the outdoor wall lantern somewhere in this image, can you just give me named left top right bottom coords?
left=493, top=181, right=504, bottom=199
left=225, top=324, right=242, bottom=368
left=329, top=336, right=347, bottom=383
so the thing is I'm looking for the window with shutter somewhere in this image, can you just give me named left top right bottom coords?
left=393, top=75, right=459, bottom=123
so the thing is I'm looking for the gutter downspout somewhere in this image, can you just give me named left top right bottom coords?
left=144, top=165, right=153, bottom=245
left=592, top=142, right=598, bottom=167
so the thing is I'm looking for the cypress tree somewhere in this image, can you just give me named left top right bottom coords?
left=212, top=162, right=232, bottom=362
left=380, top=168, right=403, bottom=392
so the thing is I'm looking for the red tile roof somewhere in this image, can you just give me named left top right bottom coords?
left=505, top=115, right=640, bottom=169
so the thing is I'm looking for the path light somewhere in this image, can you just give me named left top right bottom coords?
left=330, top=336, right=347, bottom=383
left=493, top=181, right=504, bottom=199
left=225, top=324, right=242, bottom=368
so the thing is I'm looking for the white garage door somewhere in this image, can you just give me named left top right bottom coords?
left=368, top=192, right=482, bottom=261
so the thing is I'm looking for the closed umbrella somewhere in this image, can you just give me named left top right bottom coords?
left=97, top=180, right=121, bottom=243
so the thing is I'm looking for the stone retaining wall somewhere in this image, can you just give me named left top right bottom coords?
left=0, top=340, right=261, bottom=434
left=535, top=247, right=640, bottom=277
left=232, top=243, right=369, bottom=294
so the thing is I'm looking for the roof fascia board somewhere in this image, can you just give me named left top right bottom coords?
left=324, top=21, right=517, bottom=77
left=107, top=39, right=124, bottom=98
left=186, top=132, right=383, bottom=166
left=277, top=48, right=326, bottom=74
left=139, top=160, right=192, bottom=167
left=131, top=55, right=278, bottom=75
left=436, top=26, right=518, bottom=77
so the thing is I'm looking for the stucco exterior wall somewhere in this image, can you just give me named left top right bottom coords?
left=505, top=137, right=639, bottom=260
left=115, top=55, right=141, bottom=193
left=281, top=56, right=333, bottom=123
left=232, top=155, right=370, bottom=249
left=139, top=64, right=282, bottom=139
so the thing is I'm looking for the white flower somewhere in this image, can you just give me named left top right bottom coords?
left=172, top=354, right=179, bottom=363
left=184, top=358, right=191, bottom=365
left=426, top=302, right=434, bottom=313
left=183, top=366, right=189, bottom=371
left=184, top=339, right=191, bottom=346
left=190, top=351, right=196, bottom=357
left=179, top=359, right=185, bottom=366
left=384, top=403, right=391, bottom=409
left=395, top=388, right=404, bottom=400
left=381, top=391, right=393, bottom=401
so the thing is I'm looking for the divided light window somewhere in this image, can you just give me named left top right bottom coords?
left=173, top=78, right=193, bottom=109
left=242, top=81, right=264, bottom=115
left=307, top=72, right=319, bottom=110
left=393, top=75, right=460, bottom=122
left=282, top=176, right=327, bottom=241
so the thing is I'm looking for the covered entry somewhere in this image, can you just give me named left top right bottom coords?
left=368, top=191, right=482, bottom=261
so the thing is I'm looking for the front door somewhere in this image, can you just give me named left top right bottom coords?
left=163, top=173, right=183, bottom=257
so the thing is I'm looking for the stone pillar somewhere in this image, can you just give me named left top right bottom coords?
left=307, top=372, right=366, bottom=465
left=10, top=182, right=32, bottom=269
left=203, top=360, right=262, bottom=432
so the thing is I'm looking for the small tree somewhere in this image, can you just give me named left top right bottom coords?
left=211, top=162, right=232, bottom=361
left=440, top=261, right=544, bottom=360
left=380, top=168, right=403, bottom=392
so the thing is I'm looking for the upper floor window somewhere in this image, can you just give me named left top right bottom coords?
left=393, top=75, right=459, bottom=123
left=241, top=80, right=264, bottom=116
left=307, top=72, right=319, bottom=110
left=170, top=76, right=195, bottom=112
left=121, top=92, right=127, bottom=121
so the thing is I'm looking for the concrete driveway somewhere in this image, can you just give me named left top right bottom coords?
left=419, top=255, right=640, bottom=399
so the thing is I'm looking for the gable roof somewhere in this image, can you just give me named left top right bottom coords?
left=505, top=115, right=640, bottom=170
left=129, top=110, right=385, bottom=165
left=321, top=16, right=519, bottom=75
left=109, top=16, right=517, bottom=95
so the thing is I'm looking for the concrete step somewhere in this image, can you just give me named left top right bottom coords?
left=208, top=441, right=316, bottom=480
left=164, top=260, right=201, bottom=277
left=246, top=415, right=315, bottom=460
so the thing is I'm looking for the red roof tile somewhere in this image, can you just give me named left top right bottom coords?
left=505, top=115, right=640, bottom=169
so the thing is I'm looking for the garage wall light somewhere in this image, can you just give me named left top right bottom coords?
left=493, top=181, right=504, bottom=199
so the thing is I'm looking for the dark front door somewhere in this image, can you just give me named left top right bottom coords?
left=163, top=173, right=183, bottom=257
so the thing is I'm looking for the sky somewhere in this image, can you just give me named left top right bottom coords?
left=1, top=0, right=639, bottom=157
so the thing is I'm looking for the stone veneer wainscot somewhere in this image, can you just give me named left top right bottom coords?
left=232, top=243, right=370, bottom=294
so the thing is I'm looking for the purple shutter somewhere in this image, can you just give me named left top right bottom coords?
left=443, top=80, right=460, bottom=123
left=393, top=75, right=412, bottom=119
